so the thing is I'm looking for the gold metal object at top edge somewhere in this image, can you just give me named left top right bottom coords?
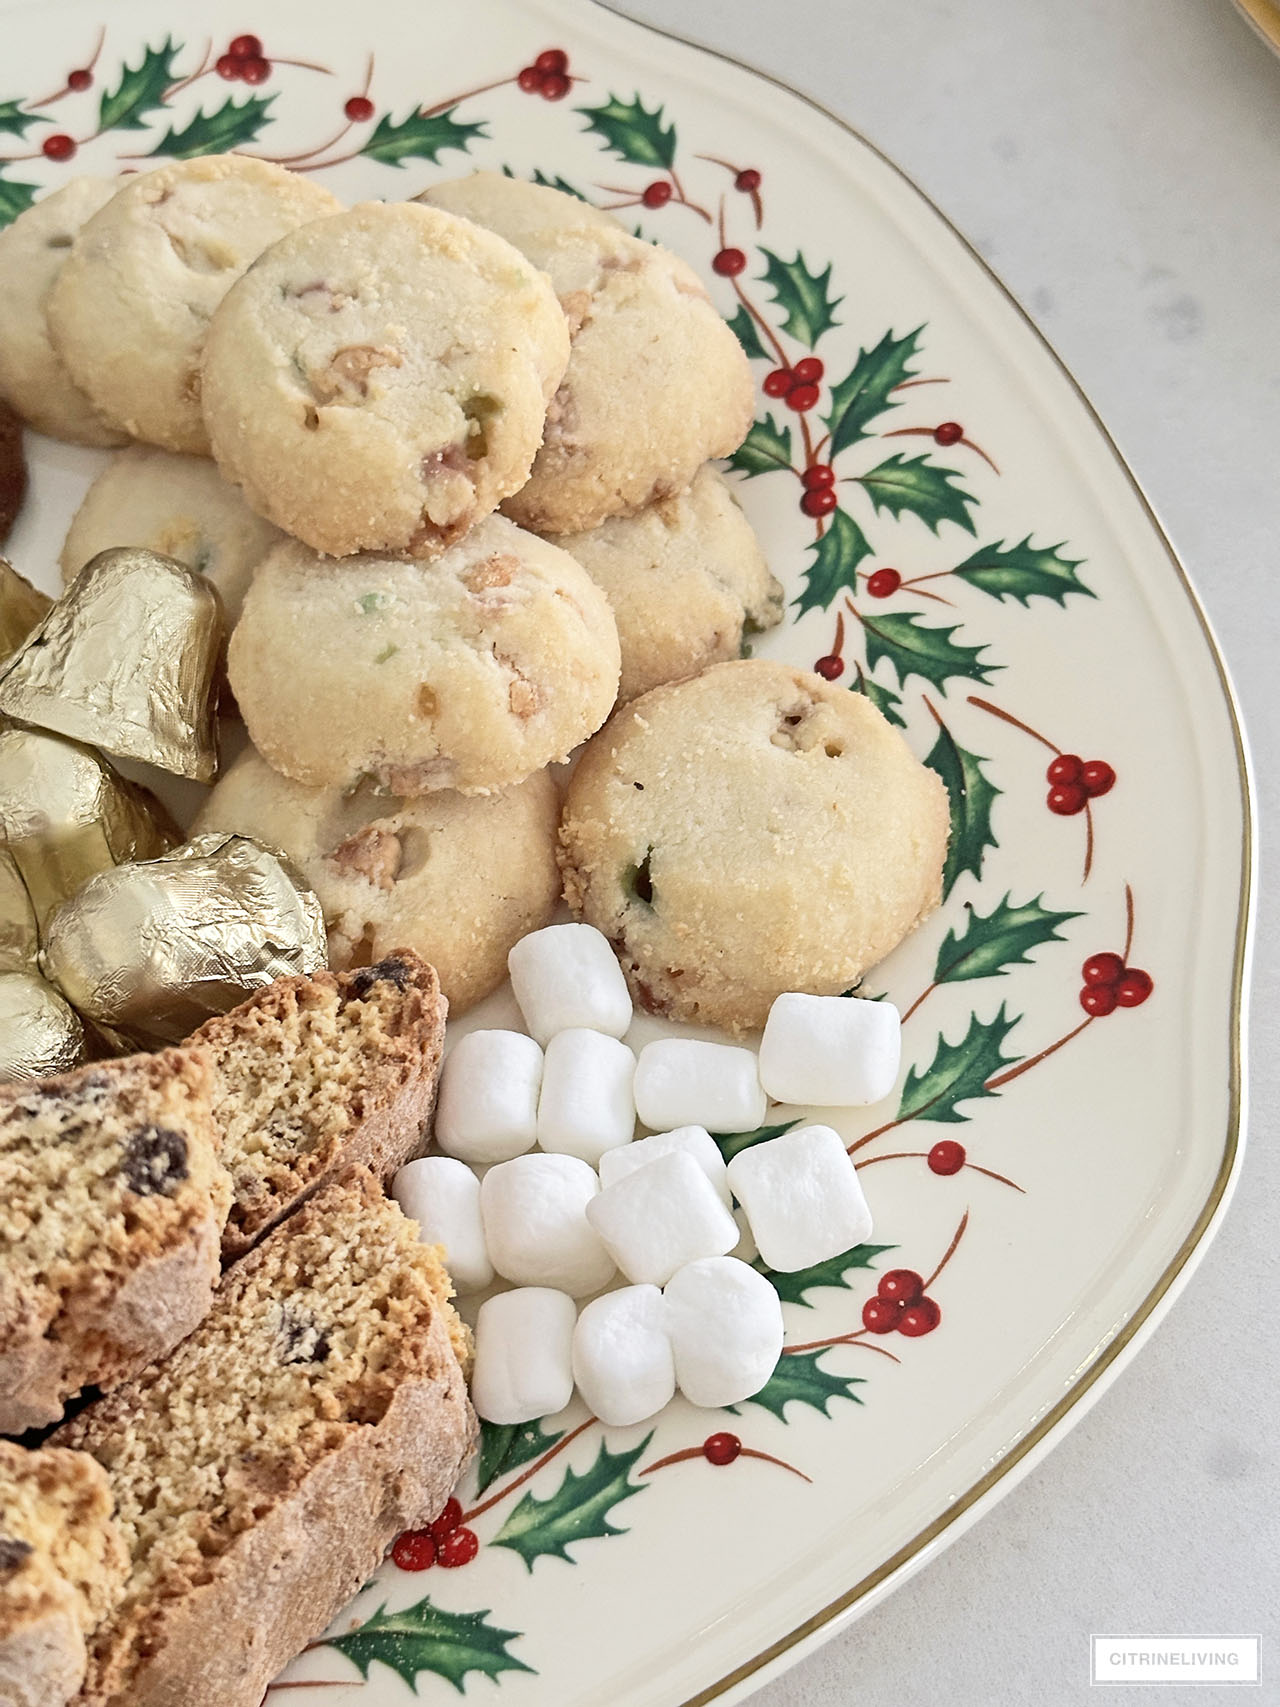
left=1231, top=0, right=1280, bottom=55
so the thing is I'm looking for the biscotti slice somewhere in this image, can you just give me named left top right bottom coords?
left=0, top=1050, right=229, bottom=1434
left=192, top=950, right=446, bottom=1258
left=57, top=1171, right=475, bottom=1707
left=0, top=1442, right=127, bottom=1707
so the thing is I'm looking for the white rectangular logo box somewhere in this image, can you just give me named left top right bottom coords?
left=1091, top=1637, right=1261, bottom=1685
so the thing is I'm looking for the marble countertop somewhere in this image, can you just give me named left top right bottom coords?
left=613, top=2, right=1278, bottom=1702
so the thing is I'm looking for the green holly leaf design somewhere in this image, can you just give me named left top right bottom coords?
left=0, top=99, right=48, bottom=140
left=850, top=664, right=905, bottom=729
left=576, top=93, right=675, bottom=169
left=491, top=1433, right=651, bottom=1570
left=711, top=1118, right=800, bottom=1163
left=0, top=176, right=38, bottom=229
left=758, top=249, right=842, bottom=348
left=859, top=610, right=997, bottom=695
left=853, top=454, right=976, bottom=535
left=740, top=1350, right=864, bottom=1421
left=924, top=716, right=1001, bottom=897
left=98, top=38, right=181, bottom=133
left=360, top=106, right=486, bottom=167
left=327, top=1599, right=533, bottom=1694
left=474, top=1416, right=564, bottom=1497
left=727, top=303, right=769, bottom=362
left=727, top=413, right=793, bottom=478
left=793, top=509, right=874, bottom=617
left=933, top=893, right=1082, bottom=987
left=529, top=166, right=590, bottom=201
left=760, top=1242, right=895, bottom=1308
left=950, top=536, right=1093, bottom=606
left=148, top=94, right=276, bottom=159
left=896, top=1005, right=1021, bottom=1126
left=824, top=326, right=923, bottom=455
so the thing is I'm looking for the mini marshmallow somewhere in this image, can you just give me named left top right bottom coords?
left=598, top=1125, right=731, bottom=1207
left=664, top=1257, right=784, bottom=1409
left=435, top=1029, right=543, bottom=1164
left=585, top=1150, right=738, bottom=1287
left=536, top=1029, right=636, bottom=1164
left=726, top=1123, right=873, bottom=1273
left=470, top=1288, right=577, bottom=1424
left=481, top=1152, right=616, bottom=1296
left=508, top=922, right=633, bottom=1045
left=572, top=1284, right=675, bottom=1427
left=633, top=1039, right=767, bottom=1135
left=758, top=992, right=902, bottom=1107
left=391, top=1156, right=492, bottom=1292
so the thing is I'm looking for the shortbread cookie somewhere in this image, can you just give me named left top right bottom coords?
left=0, top=1443, right=127, bottom=1707
left=195, top=748, right=561, bottom=1015
left=228, top=516, right=619, bottom=794
left=60, top=446, right=284, bottom=624
left=417, top=172, right=754, bottom=533
left=201, top=200, right=570, bottom=557
left=0, top=1049, right=229, bottom=1433
left=0, top=178, right=127, bottom=448
left=559, top=660, right=949, bottom=1031
left=552, top=464, right=783, bottom=701
left=46, top=157, right=341, bottom=454
left=0, top=401, right=25, bottom=546
left=57, top=1172, right=475, bottom=1707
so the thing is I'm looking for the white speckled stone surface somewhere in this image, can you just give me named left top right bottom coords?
left=611, top=1, right=1277, bottom=1701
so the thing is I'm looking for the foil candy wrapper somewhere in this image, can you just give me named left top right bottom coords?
left=0, top=546, right=223, bottom=781
left=0, top=848, right=38, bottom=974
left=41, top=831, right=328, bottom=1049
left=0, top=970, right=84, bottom=1081
left=0, top=558, right=51, bottom=662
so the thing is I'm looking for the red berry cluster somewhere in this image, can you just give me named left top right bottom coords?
left=1079, top=953, right=1152, bottom=1017
left=862, top=1269, right=941, bottom=1337
left=702, top=1431, right=741, bottom=1466
left=799, top=461, right=836, bottom=518
left=389, top=1497, right=478, bottom=1572
left=763, top=356, right=823, bottom=413
left=517, top=48, right=571, bottom=100
left=217, top=34, right=271, bottom=84
left=866, top=567, right=901, bottom=598
left=1045, top=752, right=1115, bottom=816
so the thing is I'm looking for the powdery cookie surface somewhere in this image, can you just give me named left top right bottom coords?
left=0, top=177, right=128, bottom=448
left=559, top=660, right=949, bottom=1031
left=201, top=200, right=570, bottom=557
left=228, top=517, right=619, bottom=795
left=194, top=748, right=561, bottom=1015
left=552, top=464, right=783, bottom=702
left=417, top=172, right=754, bottom=533
left=46, top=156, right=341, bottom=454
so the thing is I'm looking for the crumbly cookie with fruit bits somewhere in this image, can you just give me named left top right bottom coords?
left=194, top=748, right=561, bottom=1016
left=416, top=172, right=754, bottom=534
left=0, top=177, right=128, bottom=448
left=228, top=516, right=619, bottom=796
left=201, top=200, right=570, bottom=557
left=559, top=659, right=949, bottom=1032
left=550, top=463, right=783, bottom=702
left=46, top=156, right=341, bottom=454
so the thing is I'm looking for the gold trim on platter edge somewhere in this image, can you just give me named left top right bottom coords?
left=1231, top=0, right=1280, bottom=55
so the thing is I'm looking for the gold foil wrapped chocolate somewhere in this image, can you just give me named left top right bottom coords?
left=0, top=849, right=38, bottom=974
left=42, top=832, right=327, bottom=1049
left=0, top=558, right=51, bottom=662
left=0, top=970, right=84, bottom=1081
left=0, top=546, right=223, bottom=781
left=0, top=724, right=179, bottom=935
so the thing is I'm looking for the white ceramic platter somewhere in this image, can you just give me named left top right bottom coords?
left=0, top=1, right=1253, bottom=1703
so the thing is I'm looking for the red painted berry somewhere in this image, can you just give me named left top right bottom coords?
left=814, top=653, right=844, bottom=681
left=712, top=247, right=748, bottom=277
left=801, top=464, right=835, bottom=490
left=517, top=65, right=542, bottom=92
left=877, top=1268, right=924, bottom=1305
left=787, top=381, right=820, bottom=412
left=928, top=1140, right=966, bottom=1176
left=41, top=134, right=76, bottom=161
left=800, top=487, right=837, bottom=518
left=438, top=1527, right=479, bottom=1568
left=791, top=356, right=824, bottom=384
left=344, top=95, right=375, bottom=122
left=1082, top=951, right=1125, bottom=987
left=898, top=1296, right=942, bottom=1337
left=703, top=1431, right=741, bottom=1466
left=1047, top=782, right=1087, bottom=816
left=428, top=1497, right=463, bottom=1539
left=534, top=48, right=570, bottom=75
left=735, top=167, right=762, bottom=192
left=1080, top=759, right=1116, bottom=797
left=642, top=180, right=672, bottom=209
left=229, top=34, right=264, bottom=59
left=866, top=568, right=901, bottom=599
left=216, top=54, right=241, bottom=79
left=240, top=56, right=271, bottom=84
left=933, top=421, right=963, bottom=446
left=861, top=1295, right=903, bottom=1334
left=540, top=71, right=571, bottom=100
left=1114, top=968, right=1153, bottom=1007
left=391, top=1529, right=436, bottom=1571
left=1046, top=752, right=1083, bottom=785
left=1080, top=983, right=1118, bottom=1017
left=763, top=367, right=793, bottom=398
left=67, top=68, right=93, bottom=92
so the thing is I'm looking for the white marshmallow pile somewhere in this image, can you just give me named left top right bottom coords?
left=392, top=924, right=908, bottom=1430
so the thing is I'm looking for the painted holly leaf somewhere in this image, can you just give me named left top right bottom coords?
left=327, top=1599, right=533, bottom=1694
left=475, top=1416, right=564, bottom=1497
left=951, top=536, right=1092, bottom=606
left=149, top=95, right=276, bottom=159
left=529, top=166, right=589, bottom=201
left=740, top=1350, right=864, bottom=1421
left=934, top=894, right=1081, bottom=987
left=925, top=717, right=1001, bottom=896
left=758, top=249, right=841, bottom=348
left=576, top=93, right=675, bottom=168
left=98, top=38, right=181, bottom=133
left=0, top=99, right=48, bottom=140
left=727, top=303, right=769, bottom=362
left=711, top=1118, right=800, bottom=1163
left=854, top=454, right=977, bottom=535
left=859, top=611, right=997, bottom=694
left=896, top=1005, right=1021, bottom=1126
left=825, top=326, right=923, bottom=455
left=491, top=1433, right=651, bottom=1569
left=0, top=176, right=38, bottom=229
left=727, top=413, right=793, bottom=478
left=793, top=508, right=873, bottom=617
left=761, top=1242, right=895, bottom=1308
left=850, top=664, right=905, bottom=729
left=361, top=106, right=487, bottom=167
